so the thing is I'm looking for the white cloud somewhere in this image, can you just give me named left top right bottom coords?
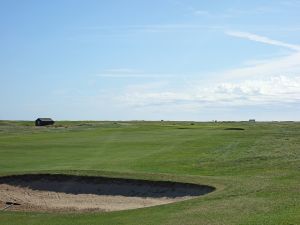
left=96, top=74, right=174, bottom=78
left=226, top=31, right=300, bottom=51
left=218, top=31, right=300, bottom=80
left=84, top=31, right=300, bottom=120
left=194, top=10, right=211, bottom=16
left=219, top=52, right=300, bottom=80
left=103, top=68, right=143, bottom=74
left=118, top=32, right=300, bottom=111
left=95, top=68, right=175, bottom=78
left=120, top=76, right=300, bottom=109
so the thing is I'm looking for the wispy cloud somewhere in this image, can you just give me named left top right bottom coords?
left=279, top=0, right=300, bottom=7
left=193, top=6, right=282, bottom=19
left=103, top=68, right=142, bottom=73
left=219, top=52, right=300, bottom=80
left=96, top=73, right=175, bottom=78
left=194, top=10, right=211, bottom=16
left=221, top=31, right=300, bottom=80
left=96, top=68, right=175, bottom=78
left=226, top=31, right=300, bottom=51
left=193, top=9, right=234, bottom=18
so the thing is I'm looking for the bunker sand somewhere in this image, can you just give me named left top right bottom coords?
left=0, top=174, right=214, bottom=212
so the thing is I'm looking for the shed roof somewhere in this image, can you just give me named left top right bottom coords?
left=36, top=118, right=54, bottom=121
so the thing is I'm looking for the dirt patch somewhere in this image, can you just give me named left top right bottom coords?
left=0, top=174, right=214, bottom=212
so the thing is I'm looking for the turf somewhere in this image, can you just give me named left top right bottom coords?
left=0, top=121, right=299, bottom=225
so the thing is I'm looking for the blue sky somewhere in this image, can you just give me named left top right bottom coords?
left=1, top=0, right=300, bottom=121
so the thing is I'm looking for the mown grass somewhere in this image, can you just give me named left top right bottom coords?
left=0, top=121, right=299, bottom=225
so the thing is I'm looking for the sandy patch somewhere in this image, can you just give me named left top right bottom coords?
left=0, top=174, right=214, bottom=212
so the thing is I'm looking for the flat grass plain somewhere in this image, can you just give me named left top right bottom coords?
left=0, top=120, right=299, bottom=225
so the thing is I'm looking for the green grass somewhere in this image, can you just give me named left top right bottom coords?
left=0, top=120, right=299, bottom=225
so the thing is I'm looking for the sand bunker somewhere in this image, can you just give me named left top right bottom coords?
left=0, top=174, right=214, bottom=212
left=224, top=128, right=245, bottom=130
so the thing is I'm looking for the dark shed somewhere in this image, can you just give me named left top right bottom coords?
left=35, top=118, right=55, bottom=126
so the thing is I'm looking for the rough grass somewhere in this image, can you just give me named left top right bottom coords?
left=0, top=121, right=299, bottom=225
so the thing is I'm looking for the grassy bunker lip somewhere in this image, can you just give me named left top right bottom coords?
left=0, top=174, right=215, bottom=212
